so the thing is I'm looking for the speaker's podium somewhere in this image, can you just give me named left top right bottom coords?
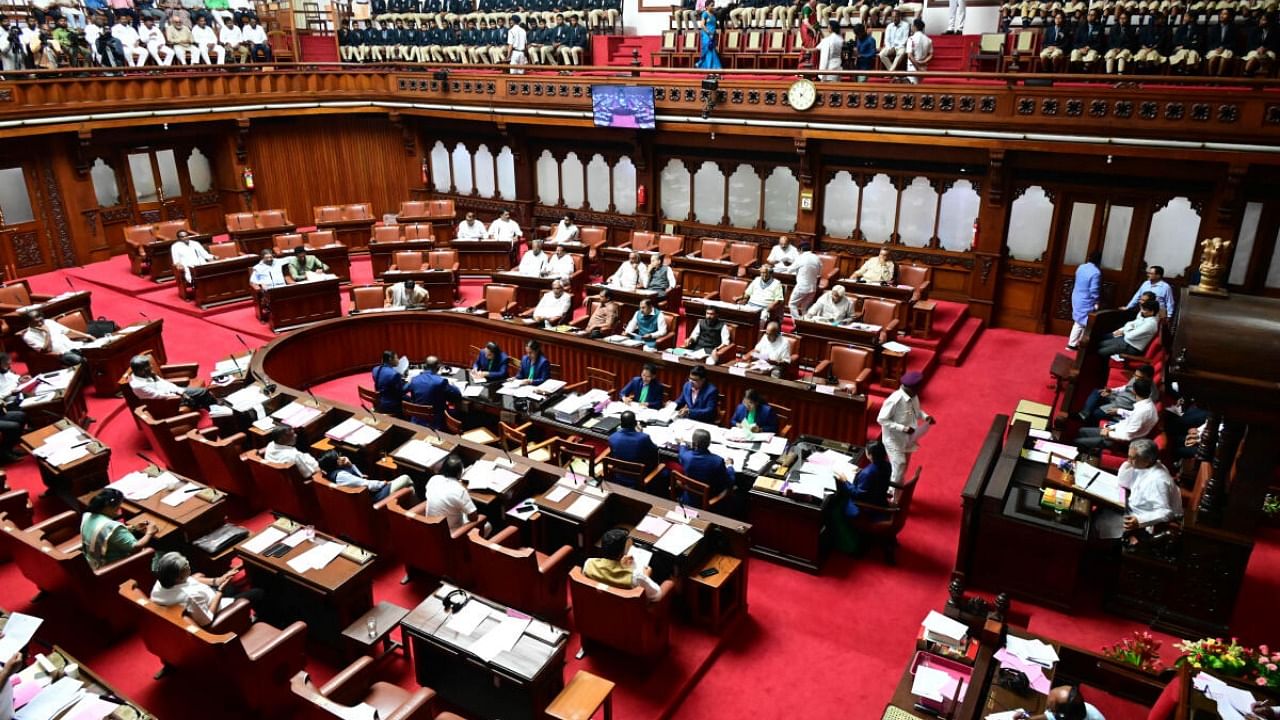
left=257, top=276, right=342, bottom=333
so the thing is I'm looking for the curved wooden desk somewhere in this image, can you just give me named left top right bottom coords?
left=251, top=311, right=868, bottom=444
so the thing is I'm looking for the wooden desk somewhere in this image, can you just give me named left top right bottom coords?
left=236, top=522, right=378, bottom=647
left=546, top=671, right=615, bottom=720
left=50, top=646, right=157, bottom=719
left=19, top=364, right=90, bottom=430
left=446, top=239, right=516, bottom=274
left=83, top=467, right=228, bottom=545
left=792, top=317, right=883, bottom=367
left=834, top=278, right=916, bottom=304
left=20, top=420, right=111, bottom=501
left=342, top=600, right=410, bottom=663
left=401, top=583, right=569, bottom=720
left=190, top=254, right=258, bottom=309
left=259, top=278, right=343, bottom=333
left=233, top=223, right=297, bottom=256
left=746, top=440, right=859, bottom=572
left=673, top=255, right=741, bottom=298
left=686, top=553, right=745, bottom=632
left=317, top=216, right=377, bottom=252
left=1, top=289, right=93, bottom=354
left=379, top=269, right=458, bottom=308
left=584, top=283, right=665, bottom=316
left=135, top=236, right=179, bottom=282
left=493, top=271, right=585, bottom=311
left=279, top=244, right=352, bottom=284
left=369, top=239, right=436, bottom=277
left=682, top=297, right=762, bottom=353
left=532, top=481, right=611, bottom=556
left=80, top=320, right=167, bottom=396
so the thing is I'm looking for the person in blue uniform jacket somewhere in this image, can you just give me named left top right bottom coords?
left=372, top=350, right=405, bottom=414
left=516, top=339, right=551, bottom=385
left=405, top=355, right=461, bottom=428
left=1068, top=250, right=1101, bottom=351
left=730, top=388, right=780, bottom=433
left=837, top=439, right=891, bottom=520
left=607, top=410, right=660, bottom=478
left=471, top=341, right=510, bottom=383
left=677, top=428, right=734, bottom=506
left=675, top=365, right=718, bottom=423
left=619, top=362, right=665, bottom=409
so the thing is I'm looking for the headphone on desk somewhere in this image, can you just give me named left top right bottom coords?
left=442, top=589, right=470, bottom=614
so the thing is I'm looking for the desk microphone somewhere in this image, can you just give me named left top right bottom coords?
left=138, top=311, right=149, bottom=320
left=426, top=421, right=441, bottom=443
left=136, top=452, right=161, bottom=469
left=235, top=334, right=262, bottom=384
left=305, top=388, right=322, bottom=407
left=65, top=277, right=76, bottom=292
left=360, top=402, right=375, bottom=417
left=502, top=443, right=513, bottom=466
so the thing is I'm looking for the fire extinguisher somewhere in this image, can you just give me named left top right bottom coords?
left=972, top=218, right=979, bottom=249
left=242, top=167, right=255, bottom=190
left=636, top=184, right=647, bottom=208
left=421, top=159, right=429, bottom=185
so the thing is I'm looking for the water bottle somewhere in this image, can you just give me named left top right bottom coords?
left=366, top=617, right=377, bottom=639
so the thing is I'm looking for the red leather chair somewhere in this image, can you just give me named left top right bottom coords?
left=404, top=223, right=435, bottom=241
left=627, top=230, right=657, bottom=252
left=120, top=579, right=306, bottom=712
left=397, top=201, right=429, bottom=221
left=133, top=407, right=201, bottom=478
left=710, top=276, right=749, bottom=304
left=312, top=475, right=389, bottom=552
left=426, top=199, right=456, bottom=219
left=468, top=284, right=519, bottom=318
left=240, top=450, right=318, bottom=523
left=225, top=212, right=256, bottom=232
left=860, top=298, right=903, bottom=343
left=657, top=234, right=686, bottom=258
left=693, top=238, right=727, bottom=261
left=383, top=488, right=485, bottom=586
left=186, top=427, right=256, bottom=505
left=897, top=264, right=932, bottom=302
left=291, top=657, right=436, bottom=720
left=814, top=345, right=875, bottom=393
left=393, top=251, right=426, bottom=271
left=427, top=249, right=459, bottom=273
left=306, top=229, right=336, bottom=246
left=728, top=242, right=760, bottom=276
left=371, top=225, right=403, bottom=244
left=314, top=205, right=343, bottom=224
left=256, top=209, right=290, bottom=229
left=153, top=220, right=192, bottom=240
left=272, top=233, right=305, bottom=253
left=816, top=253, right=839, bottom=288
left=568, top=566, right=674, bottom=658
left=466, top=526, right=572, bottom=620
left=342, top=203, right=372, bottom=220
left=350, top=284, right=388, bottom=312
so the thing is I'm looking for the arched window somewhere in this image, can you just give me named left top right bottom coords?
left=473, top=145, right=496, bottom=198
left=693, top=161, right=725, bottom=225
left=429, top=141, right=451, bottom=192
left=586, top=154, right=612, bottom=212
left=90, top=158, right=120, bottom=207
left=897, top=176, right=937, bottom=248
left=1144, top=196, right=1201, bottom=277
left=937, top=180, right=979, bottom=252
left=536, top=150, right=560, bottom=206
left=1006, top=185, right=1054, bottom=262
left=561, top=152, right=585, bottom=209
left=762, top=167, right=799, bottom=232
left=496, top=146, right=516, bottom=200
left=659, top=159, right=690, bottom=220
left=450, top=143, right=473, bottom=195
left=860, top=173, right=897, bottom=243
left=726, top=164, right=761, bottom=229
left=185, top=149, right=213, bottom=194
left=613, top=156, right=637, bottom=216
left=822, top=171, right=859, bottom=238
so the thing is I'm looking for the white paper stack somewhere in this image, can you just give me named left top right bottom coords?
left=0, top=612, right=42, bottom=658
left=1072, top=463, right=1127, bottom=507
left=469, top=615, right=531, bottom=662
left=286, top=540, right=346, bottom=573
left=1193, top=671, right=1259, bottom=720
left=922, top=610, right=969, bottom=646
left=211, top=354, right=251, bottom=379
left=536, top=379, right=566, bottom=394
left=241, top=526, right=288, bottom=554
left=15, top=676, right=84, bottom=720
left=45, top=444, right=91, bottom=467
left=463, top=459, right=522, bottom=493
left=225, top=384, right=272, bottom=412
left=161, top=482, right=201, bottom=507
left=443, top=600, right=491, bottom=635
left=882, top=340, right=912, bottom=353
left=32, top=427, right=84, bottom=457
left=654, top=523, right=703, bottom=555
left=1004, top=635, right=1059, bottom=667
left=911, top=665, right=965, bottom=704
left=461, top=384, right=487, bottom=398
left=393, top=439, right=450, bottom=468
left=271, top=402, right=323, bottom=428
left=108, top=472, right=165, bottom=501
left=564, top=495, right=602, bottom=519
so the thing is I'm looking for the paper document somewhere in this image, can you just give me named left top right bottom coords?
left=462, top=384, right=486, bottom=398
left=241, top=526, right=288, bottom=554
left=922, top=610, right=969, bottom=644
left=62, top=694, right=121, bottom=720
left=287, top=540, right=345, bottom=573
left=1193, top=671, right=1258, bottom=720
left=636, top=515, right=672, bottom=538
left=564, top=495, right=602, bottom=519
left=882, top=341, right=913, bottom=353
left=46, top=444, right=90, bottom=467
left=1004, top=635, right=1059, bottom=667
left=109, top=472, right=168, bottom=501
left=911, top=665, right=962, bottom=703
left=15, top=676, right=83, bottom=720
left=985, top=711, right=1026, bottom=720
left=226, top=385, right=271, bottom=411
left=37, top=427, right=83, bottom=451
left=469, top=615, right=531, bottom=662
left=0, top=612, right=42, bottom=658
left=654, top=523, right=703, bottom=556
left=627, top=545, right=653, bottom=573
left=1072, top=463, right=1126, bottom=508
left=161, top=482, right=201, bottom=507
left=271, top=402, right=323, bottom=428
left=994, top=648, right=1051, bottom=694
left=1034, top=439, right=1079, bottom=460
left=282, top=528, right=311, bottom=548
left=443, top=600, right=491, bottom=636
left=463, top=459, right=522, bottom=493
left=536, top=379, right=566, bottom=393
left=544, top=485, right=572, bottom=503
left=394, top=439, right=450, bottom=468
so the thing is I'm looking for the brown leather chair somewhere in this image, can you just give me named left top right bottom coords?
left=0, top=281, right=34, bottom=307
left=312, top=475, right=389, bottom=552
left=570, top=295, right=621, bottom=336
left=257, top=209, right=290, bottom=228
left=0, top=482, right=32, bottom=563
left=273, top=233, right=305, bottom=253
left=118, top=353, right=200, bottom=424
left=568, top=566, right=675, bottom=658
left=653, top=311, right=680, bottom=350
left=306, top=229, right=336, bottom=246
left=860, top=298, right=903, bottom=343
left=710, top=276, right=749, bottom=303
left=291, top=657, right=436, bottom=720
left=404, top=223, right=435, bottom=241
left=382, top=487, right=485, bottom=586
left=153, top=220, right=192, bottom=240
left=850, top=466, right=920, bottom=564
left=120, top=579, right=306, bottom=712
left=393, top=251, right=426, bottom=271
left=817, top=253, right=840, bottom=288
left=209, top=242, right=240, bottom=259
left=371, top=225, right=403, bottom=244
left=627, top=230, right=657, bottom=252
left=350, top=285, right=387, bottom=312
left=897, top=264, right=932, bottom=302
left=427, top=249, right=459, bottom=272
left=342, top=203, right=372, bottom=220
left=314, top=205, right=343, bottom=223
left=728, top=242, right=759, bottom=275
left=426, top=199, right=456, bottom=219
left=694, top=238, right=727, bottom=261
left=670, top=470, right=730, bottom=512
left=241, top=450, right=318, bottom=523
left=398, top=201, right=428, bottom=220
left=186, top=427, right=256, bottom=504
left=225, top=212, right=256, bottom=232
left=657, top=234, right=686, bottom=257
left=814, top=346, right=875, bottom=393
left=134, top=407, right=201, bottom=478
left=469, top=283, right=518, bottom=318
left=467, top=526, right=572, bottom=620
left=579, top=226, right=608, bottom=252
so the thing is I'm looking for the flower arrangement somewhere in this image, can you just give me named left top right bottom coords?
left=1102, top=631, right=1163, bottom=673
left=1176, top=638, right=1257, bottom=679
left=1254, top=645, right=1280, bottom=688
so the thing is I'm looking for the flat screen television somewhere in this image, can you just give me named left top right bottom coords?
left=591, top=85, right=656, bottom=130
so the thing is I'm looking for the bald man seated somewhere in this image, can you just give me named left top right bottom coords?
left=1016, top=685, right=1105, bottom=720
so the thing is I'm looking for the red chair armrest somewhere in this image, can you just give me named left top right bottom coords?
left=244, top=620, right=308, bottom=662
left=320, top=655, right=376, bottom=703
left=450, top=513, right=487, bottom=540
left=538, top=544, right=574, bottom=576
left=209, top=597, right=253, bottom=636
left=384, top=687, right=438, bottom=720
left=489, top=524, right=521, bottom=547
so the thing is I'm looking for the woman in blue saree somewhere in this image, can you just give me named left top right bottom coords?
left=697, top=6, right=722, bottom=69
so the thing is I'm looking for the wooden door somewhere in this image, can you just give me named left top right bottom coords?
left=124, top=148, right=191, bottom=226
left=0, top=164, right=57, bottom=278
left=1045, top=193, right=1144, bottom=335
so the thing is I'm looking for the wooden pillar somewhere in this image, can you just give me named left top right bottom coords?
left=634, top=134, right=657, bottom=231
left=966, top=149, right=1009, bottom=324
left=504, top=125, right=536, bottom=229
left=793, top=138, right=817, bottom=244
left=1195, top=162, right=1247, bottom=275
left=54, top=134, right=110, bottom=266
left=214, top=117, right=254, bottom=215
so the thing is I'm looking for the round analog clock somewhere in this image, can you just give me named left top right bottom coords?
left=787, top=78, right=817, bottom=111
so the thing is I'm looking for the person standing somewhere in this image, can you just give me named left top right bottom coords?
left=372, top=349, right=405, bottom=414
left=876, top=370, right=933, bottom=484
left=696, top=3, right=721, bottom=69
left=788, top=242, right=822, bottom=319
left=1068, top=250, right=1101, bottom=351
left=817, top=18, right=844, bottom=81
left=506, top=13, right=526, bottom=72
left=905, top=18, right=932, bottom=82
left=947, top=0, right=965, bottom=34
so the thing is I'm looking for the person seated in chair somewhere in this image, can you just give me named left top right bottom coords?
left=372, top=349, right=405, bottom=414
left=1096, top=298, right=1159, bottom=359
left=283, top=245, right=330, bottom=282
left=1169, top=10, right=1205, bottom=72
left=318, top=450, right=412, bottom=502
left=766, top=235, right=799, bottom=270
left=835, top=438, right=892, bottom=520
left=545, top=244, right=576, bottom=283
left=405, top=356, right=461, bottom=428
left=514, top=339, right=551, bottom=385
left=21, top=308, right=90, bottom=364
left=644, top=252, right=676, bottom=297
left=419, top=453, right=480, bottom=531
left=684, top=306, right=731, bottom=363
left=852, top=246, right=895, bottom=283
left=730, top=388, right=779, bottom=433
left=384, top=278, right=428, bottom=309
left=151, top=551, right=263, bottom=628
left=127, top=354, right=219, bottom=411
left=608, top=410, right=660, bottom=477
left=0, top=353, right=28, bottom=463
left=620, top=362, right=665, bottom=409
left=583, top=527, right=663, bottom=600
left=550, top=212, right=580, bottom=245
left=1095, top=439, right=1181, bottom=548
left=471, top=341, right=511, bottom=382
left=1014, top=684, right=1106, bottom=719
left=1076, top=363, right=1155, bottom=424
left=531, top=280, right=572, bottom=326
left=581, top=288, right=620, bottom=339
left=675, top=366, right=719, bottom=423
left=456, top=211, right=488, bottom=240
left=170, top=230, right=212, bottom=283
left=1075, top=376, right=1156, bottom=450
left=623, top=297, right=668, bottom=348
left=80, top=488, right=157, bottom=571
left=249, top=249, right=287, bottom=290
left=677, top=428, right=734, bottom=504
left=1070, top=7, right=1104, bottom=70
left=517, top=237, right=550, bottom=277
left=805, top=284, right=855, bottom=324
left=608, top=251, right=648, bottom=291
left=742, top=321, right=791, bottom=377
left=263, top=424, right=321, bottom=477
left=737, top=263, right=785, bottom=327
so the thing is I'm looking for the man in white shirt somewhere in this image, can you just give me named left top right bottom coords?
left=546, top=244, right=576, bottom=282
left=877, top=370, right=934, bottom=483
left=1097, top=298, right=1158, bottom=358
left=879, top=9, right=909, bottom=71
left=151, top=552, right=246, bottom=628
left=906, top=19, right=934, bottom=83
left=263, top=425, right=320, bottom=477
left=487, top=209, right=522, bottom=246
left=112, top=14, right=149, bottom=67
left=805, top=285, right=855, bottom=324
left=242, top=16, right=270, bottom=61
left=384, top=279, right=428, bottom=308
left=0, top=352, right=27, bottom=461
left=192, top=15, right=225, bottom=64
left=744, top=321, right=792, bottom=376
left=21, top=309, right=90, bottom=357
left=609, top=251, right=649, bottom=291
left=517, top=238, right=550, bottom=276
left=623, top=297, right=668, bottom=348
left=1095, top=439, right=1181, bottom=542
left=139, top=16, right=175, bottom=65
left=817, top=19, right=844, bottom=82
left=127, top=354, right=218, bottom=410
left=220, top=16, right=249, bottom=63
left=531, top=280, right=572, bottom=325
left=788, top=242, right=822, bottom=318
left=456, top=211, right=488, bottom=241
left=738, top=263, right=786, bottom=326
left=170, top=231, right=212, bottom=282
left=1124, top=264, right=1176, bottom=317
left=507, top=14, right=526, bottom=72
left=766, top=236, right=799, bottom=270
left=423, top=454, right=478, bottom=531
left=1076, top=377, right=1156, bottom=451
left=249, top=249, right=287, bottom=290
left=550, top=213, right=580, bottom=245
left=852, top=246, right=895, bottom=283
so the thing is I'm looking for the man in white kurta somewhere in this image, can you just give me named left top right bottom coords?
left=876, top=371, right=934, bottom=483
left=546, top=245, right=576, bottom=282
left=1096, top=438, right=1182, bottom=540
left=740, top=264, right=786, bottom=325
left=488, top=210, right=523, bottom=247
left=745, top=321, right=792, bottom=375
left=517, top=239, right=550, bottom=276
left=766, top=236, right=799, bottom=270
left=817, top=19, right=845, bottom=82
left=788, top=243, right=822, bottom=318
left=609, top=252, right=649, bottom=291
left=112, top=15, right=149, bottom=67
left=170, top=232, right=213, bottom=282
left=531, top=281, right=572, bottom=324
left=805, top=285, right=855, bottom=324
left=456, top=212, right=488, bottom=240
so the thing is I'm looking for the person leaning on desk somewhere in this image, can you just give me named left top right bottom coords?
left=471, top=341, right=511, bottom=383
left=608, top=411, right=661, bottom=477
left=405, top=356, right=460, bottom=429
left=283, top=245, right=329, bottom=281
left=80, top=488, right=157, bottom=571
left=619, top=362, right=665, bottom=409
left=730, top=388, right=779, bottom=434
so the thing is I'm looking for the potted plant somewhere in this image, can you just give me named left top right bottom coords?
left=1262, top=493, right=1280, bottom=527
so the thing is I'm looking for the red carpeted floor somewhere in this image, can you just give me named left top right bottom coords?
left=1, top=254, right=1274, bottom=719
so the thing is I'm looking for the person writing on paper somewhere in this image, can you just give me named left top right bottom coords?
left=805, top=285, right=855, bottom=324
left=1093, top=438, right=1181, bottom=543
left=283, top=245, right=330, bottom=282
left=372, top=349, right=406, bottom=415
left=456, top=211, right=488, bottom=241
left=620, top=362, right=665, bottom=409
left=170, top=230, right=213, bottom=283
left=517, top=238, right=550, bottom=277
left=264, top=425, right=321, bottom=478
left=1015, top=685, right=1106, bottom=720
left=731, top=389, right=779, bottom=434
left=405, top=356, right=460, bottom=428
left=684, top=306, right=732, bottom=363
left=853, top=247, right=895, bottom=283
left=420, top=453, right=480, bottom=532
left=249, top=249, right=287, bottom=290
left=766, top=235, right=799, bottom=270
left=608, top=411, right=661, bottom=478
left=675, top=366, right=719, bottom=423
left=1074, top=377, right=1156, bottom=450
left=471, top=341, right=511, bottom=383
left=609, top=251, right=649, bottom=292
left=21, top=308, right=90, bottom=363
left=743, top=321, right=792, bottom=377
left=515, top=339, right=551, bottom=386
left=583, top=527, right=664, bottom=600
left=624, top=297, right=667, bottom=348
left=677, top=428, right=735, bottom=506
left=581, top=289, right=621, bottom=339
left=877, top=370, right=934, bottom=484
left=384, top=278, right=428, bottom=309
left=318, top=450, right=412, bottom=502
left=81, top=488, right=157, bottom=571
left=128, top=355, right=220, bottom=411
left=530, top=280, right=572, bottom=326
left=550, top=212, right=580, bottom=245
left=546, top=244, right=576, bottom=282
left=151, top=551, right=263, bottom=628
left=738, top=263, right=786, bottom=327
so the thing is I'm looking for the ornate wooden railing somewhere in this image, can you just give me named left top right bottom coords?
left=1, top=63, right=1278, bottom=145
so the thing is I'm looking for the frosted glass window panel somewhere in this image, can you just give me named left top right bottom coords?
left=860, top=174, right=898, bottom=243
left=156, top=149, right=181, bottom=199
left=660, top=159, right=690, bottom=220
left=90, top=159, right=120, bottom=208
left=1229, top=202, right=1262, bottom=286
left=430, top=141, right=452, bottom=192
left=763, top=167, right=799, bottom=232
left=1064, top=202, right=1096, bottom=266
left=536, top=150, right=560, bottom=206
left=1006, top=186, right=1054, bottom=262
left=496, top=147, right=516, bottom=200
left=693, top=161, right=725, bottom=225
left=937, top=180, right=979, bottom=252
left=0, top=168, right=33, bottom=225
left=822, top=171, right=859, bottom=238
left=613, top=156, right=637, bottom=216
left=128, top=153, right=158, bottom=204
left=1101, top=204, right=1133, bottom=270
left=185, top=149, right=212, bottom=194
left=473, top=145, right=496, bottom=199
left=451, top=144, right=474, bottom=195
left=561, top=152, right=586, bottom=210
left=1144, top=197, right=1201, bottom=277
left=898, top=176, right=938, bottom=248
left=586, top=154, right=611, bottom=212
left=1266, top=227, right=1280, bottom=288
left=726, top=164, right=761, bottom=229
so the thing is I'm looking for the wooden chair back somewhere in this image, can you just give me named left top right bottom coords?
left=273, top=233, right=305, bottom=252
left=700, top=238, right=727, bottom=261
left=630, top=230, right=657, bottom=252
left=568, top=566, right=673, bottom=657
left=306, top=229, right=335, bottom=246
left=210, top=242, right=240, bottom=259
left=351, top=285, right=385, bottom=311
left=404, top=223, right=435, bottom=241
left=586, top=367, right=617, bottom=391
left=372, top=225, right=402, bottom=243
left=728, top=242, right=758, bottom=268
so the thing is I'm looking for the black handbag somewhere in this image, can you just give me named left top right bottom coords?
left=192, top=523, right=250, bottom=555
left=86, top=316, right=119, bottom=338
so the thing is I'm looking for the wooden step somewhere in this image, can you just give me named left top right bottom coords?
left=940, top=316, right=985, bottom=366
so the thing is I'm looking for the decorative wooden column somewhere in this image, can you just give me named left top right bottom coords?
left=966, top=149, right=1008, bottom=324
left=634, top=133, right=657, bottom=230
left=503, top=124, right=537, bottom=229
left=213, top=117, right=254, bottom=215
left=793, top=138, right=818, bottom=243
left=1197, top=162, right=1247, bottom=273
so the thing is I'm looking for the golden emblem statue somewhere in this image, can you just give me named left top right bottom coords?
left=1193, top=236, right=1231, bottom=297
